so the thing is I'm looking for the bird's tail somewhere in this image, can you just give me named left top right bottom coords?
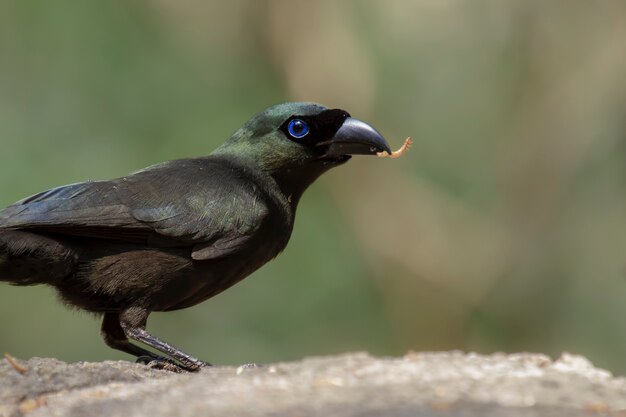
left=0, top=230, right=77, bottom=286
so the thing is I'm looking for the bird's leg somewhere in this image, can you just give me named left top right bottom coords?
left=118, top=307, right=211, bottom=372
left=101, top=312, right=167, bottom=362
left=100, top=312, right=179, bottom=363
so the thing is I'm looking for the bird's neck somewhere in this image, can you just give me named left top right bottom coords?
left=269, top=165, right=328, bottom=207
left=210, top=151, right=326, bottom=213
left=208, top=154, right=298, bottom=224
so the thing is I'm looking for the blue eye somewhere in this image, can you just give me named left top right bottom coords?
left=287, top=119, right=309, bottom=139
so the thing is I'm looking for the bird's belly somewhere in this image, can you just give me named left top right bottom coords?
left=58, top=239, right=284, bottom=313
left=154, top=246, right=280, bottom=311
left=56, top=245, right=194, bottom=312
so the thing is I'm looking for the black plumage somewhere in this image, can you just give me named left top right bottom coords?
left=0, top=102, right=391, bottom=371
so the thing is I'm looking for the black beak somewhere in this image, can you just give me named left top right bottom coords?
left=324, top=117, right=392, bottom=156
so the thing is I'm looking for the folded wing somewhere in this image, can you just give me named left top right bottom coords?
left=0, top=158, right=268, bottom=260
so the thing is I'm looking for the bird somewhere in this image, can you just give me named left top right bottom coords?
left=0, top=102, right=392, bottom=371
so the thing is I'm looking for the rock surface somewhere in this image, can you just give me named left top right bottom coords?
left=1, top=351, right=625, bottom=417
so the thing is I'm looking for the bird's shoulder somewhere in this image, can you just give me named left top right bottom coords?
left=120, top=156, right=283, bottom=241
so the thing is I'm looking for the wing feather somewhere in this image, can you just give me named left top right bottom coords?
left=0, top=158, right=268, bottom=259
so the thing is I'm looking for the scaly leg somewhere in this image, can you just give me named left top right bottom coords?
left=118, top=307, right=211, bottom=372
left=101, top=312, right=163, bottom=360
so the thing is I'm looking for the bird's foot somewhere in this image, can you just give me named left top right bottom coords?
left=136, top=355, right=186, bottom=373
left=183, top=359, right=212, bottom=372
left=135, top=354, right=170, bottom=365
left=135, top=354, right=211, bottom=373
left=146, top=359, right=188, bottom=373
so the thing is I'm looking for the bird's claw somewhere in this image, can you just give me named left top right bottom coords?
left=136, top=355, right=186, bottom=373
left=135, top=354, right=168, bottom=364
left=146, top=359, right=187, bottom=373
left=185, top=359, right=212, bottom=372
left=135, top=354, right=211, bottom=373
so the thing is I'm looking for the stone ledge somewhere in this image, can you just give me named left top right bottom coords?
left=1, top=352, right=625, bottom=417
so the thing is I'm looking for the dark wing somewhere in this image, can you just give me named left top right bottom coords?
left=0, top=158, right=268, bottom=260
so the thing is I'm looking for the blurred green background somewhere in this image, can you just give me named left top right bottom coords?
left=1, top=1, right=626, bottom=373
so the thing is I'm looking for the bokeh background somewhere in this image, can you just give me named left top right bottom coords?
left=1, top=1, right=626, bottom=373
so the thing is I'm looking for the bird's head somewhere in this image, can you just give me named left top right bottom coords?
left=214, top=102, right=391, bottom=202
